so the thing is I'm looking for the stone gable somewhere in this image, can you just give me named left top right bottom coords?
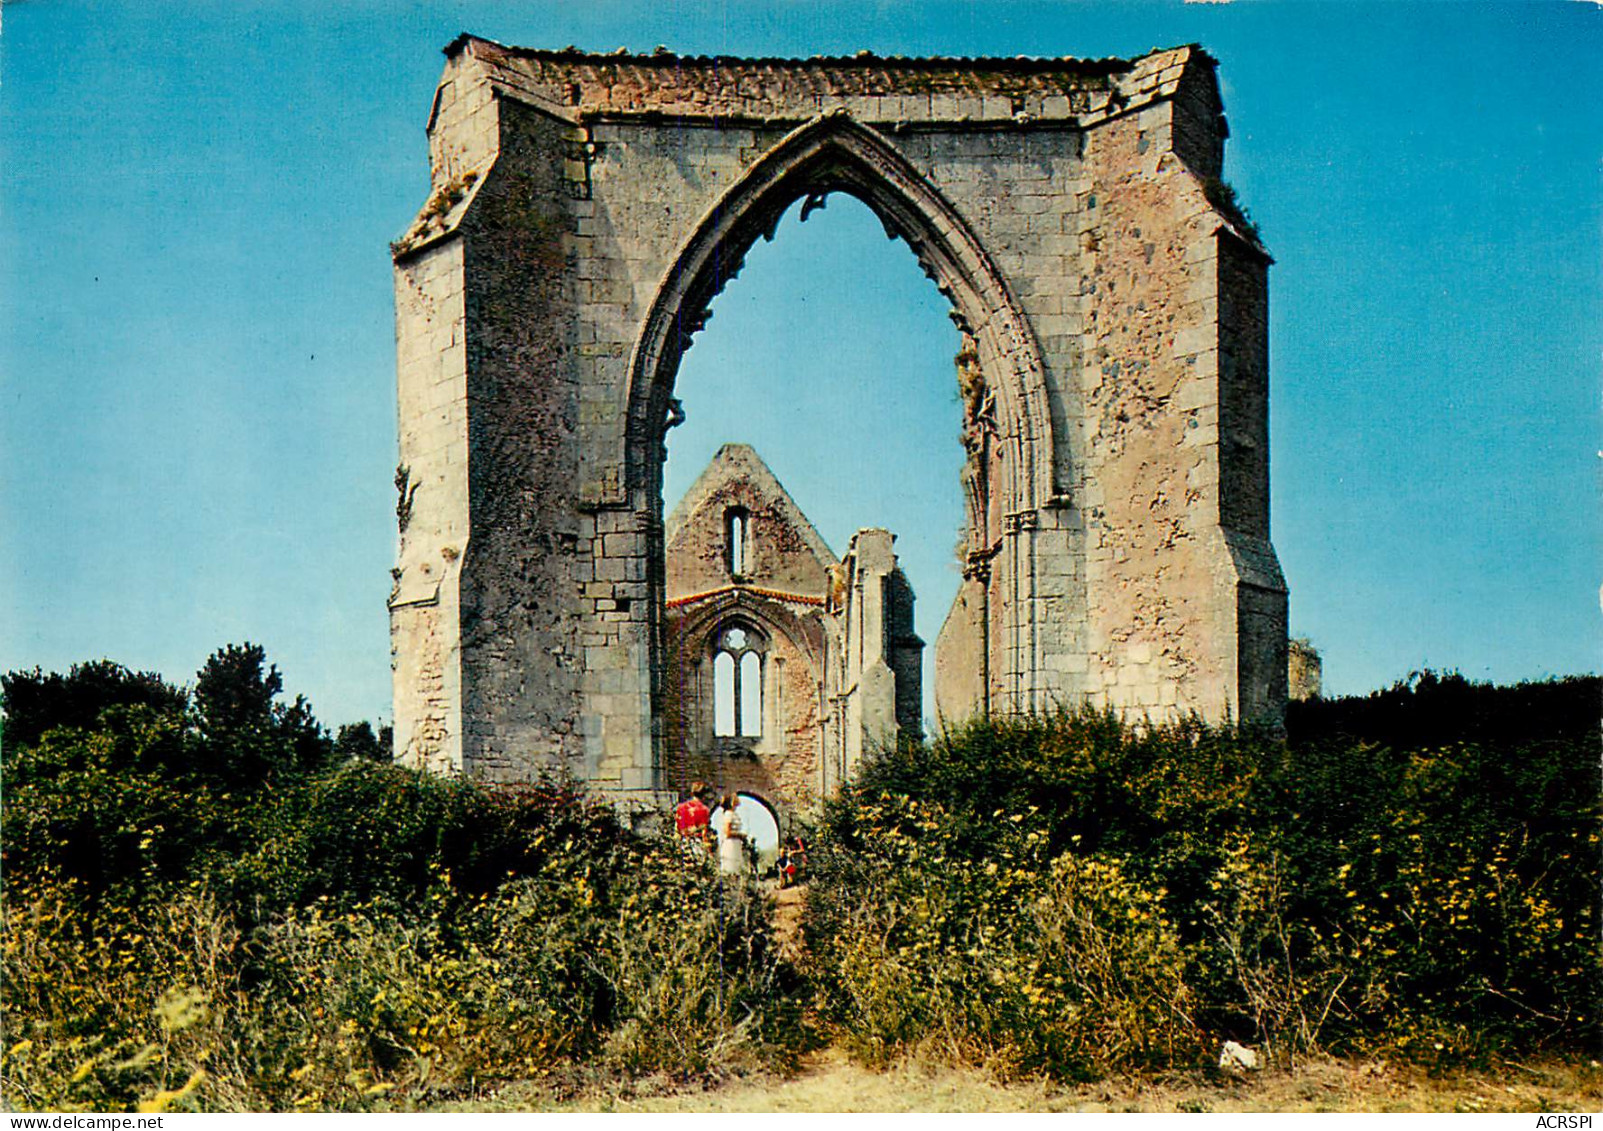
left=661, top=446, right=919, bottom=826
left=665, top=443, right=837, bottom=604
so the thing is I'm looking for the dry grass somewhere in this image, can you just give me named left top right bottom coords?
left=447, top=1049, right=1602, bottom=1113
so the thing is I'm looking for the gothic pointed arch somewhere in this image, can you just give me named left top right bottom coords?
left=390, top=43, right=1289, bottom=789
left=624, top=111, right=1057, bottom=509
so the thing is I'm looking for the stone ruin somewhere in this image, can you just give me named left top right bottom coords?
left=388, top=35, right=1288, bottom=809
left=662, top=444, right=921, bottom=822
left=1287, top=638, right=1323, bottom=702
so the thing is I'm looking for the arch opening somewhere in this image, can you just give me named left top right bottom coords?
left=667, top=193, right=963, bottom=724
left=646, top=115, right=1058, bottom=793
left=709, top=791, right=782, bottom=872
left=628, top=115, right=1054, bottom=509
left=726, top=508, right=749, bottom=577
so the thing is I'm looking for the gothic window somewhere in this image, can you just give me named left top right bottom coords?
left=713, top=650, right=736, bottom=736
left=740, top=651, right=762, bottom=736
left=725, top=508, right=749, bottom=577
left=711, top=624, right=762, bottom=738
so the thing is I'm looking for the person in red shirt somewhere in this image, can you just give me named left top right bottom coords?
left=675, top=780, right=712, bottom=843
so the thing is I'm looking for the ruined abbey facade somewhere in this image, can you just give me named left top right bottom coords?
left=388, top=36, right=1288, bottom=807
left=662, top=444, right=921, bottom=819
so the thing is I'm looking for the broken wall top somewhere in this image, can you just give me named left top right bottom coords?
left=437, top=34, right=1215, bottom=128
left=398, top=35, right=1236, bottom=260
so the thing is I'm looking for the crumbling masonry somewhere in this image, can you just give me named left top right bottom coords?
left=389, top=36, right=1288, bottom=803
left=662, top=444, right=921, bottom=823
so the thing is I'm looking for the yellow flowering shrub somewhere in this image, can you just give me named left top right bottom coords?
left=806, top=794, right=1199, bottom=1078
left=809, top=679, right=1599, bottom=1075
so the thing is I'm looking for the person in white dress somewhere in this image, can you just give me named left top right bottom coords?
left=714, top=792, right=748, bottom=876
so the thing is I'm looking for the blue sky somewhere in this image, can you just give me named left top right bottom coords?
left=1, top=1, right=1597, bottom=729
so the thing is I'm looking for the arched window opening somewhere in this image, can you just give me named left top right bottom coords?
left=739, top=651, right=762, bottom=737
left=713, top=650, right=736, bottom=736
left=726, top=509, right=748, bottom=577
left=711, top=624, right=764, bottom=739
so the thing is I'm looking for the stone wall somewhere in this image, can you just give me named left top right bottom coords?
left=829, top=529, right=922, bottom=780
left=1288, top=638, right=1323, bottom=702
left=886, top=568, right=923, bottom=740
left=1068, top=60, right=1288, bottom=720
left=663, top=445, right=836, bottom=602
left=390, top=239, right=469, bottom=773
left=390, top=37, right=1287, bottom=792
left=663, top=594, right=829, bottom=811
left=659, top=445, right=918, bottom=822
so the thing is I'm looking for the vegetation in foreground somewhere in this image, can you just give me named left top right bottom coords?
left=807, top=673, right=1600, bottom=1077
left=1, top=648, right=800, bottom=1112
left=2, top=651, right=1597, bottom=1111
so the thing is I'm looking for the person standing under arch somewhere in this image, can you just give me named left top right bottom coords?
left=713, top=792, right=748, bottom=876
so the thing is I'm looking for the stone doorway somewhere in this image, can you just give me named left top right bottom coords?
left=710, top=791, right=782, bottom=873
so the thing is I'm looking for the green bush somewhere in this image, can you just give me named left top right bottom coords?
left=2, top=708, right=246, bottom=908
left=806, top=677, right=1600, bottom=1073
left=2, top=648, right=804, bottom=1112
left=222, top=762, right=621, bottom=916
left=2, top=888, right=240, bottom=1112
left=6, top=651, right=1595, bottom=1105
left=1, top=661, right=187, bottom=752
left=1273, top=674, right=1600, bottom=1052
left=806, top=792, right=1199, bottom=1078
